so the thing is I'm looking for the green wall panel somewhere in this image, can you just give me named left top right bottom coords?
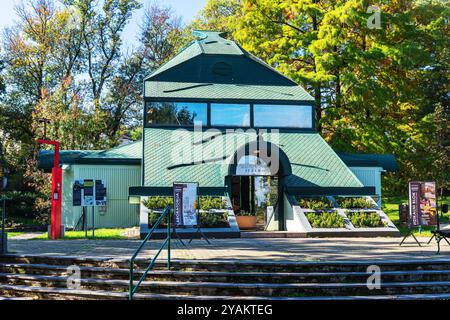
left=62, top=165, right=140, bottom=229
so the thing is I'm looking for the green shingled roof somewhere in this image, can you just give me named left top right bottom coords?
left=143, top=128, right=364, bottom=190
left=82, top=141, right=142, bottom=161
left=38, top=141, right=142, bottom=171
left=337, top=153, right=399, bottom=172
left=144, top=81, right=314, bottom=102
left=144, top=30, right=314, bottom=102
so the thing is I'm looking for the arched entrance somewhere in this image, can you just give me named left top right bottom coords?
left=227, top=140, right=291, bottom=231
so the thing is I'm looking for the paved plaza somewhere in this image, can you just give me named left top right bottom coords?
left=7, top=236, right=450, bottom=262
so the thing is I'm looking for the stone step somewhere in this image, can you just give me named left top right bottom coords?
left=3, top=254, right=450, bottom=273
left=2, top=263, right=450, bottom=284
left=2, top=273, right=450, bottom=297
left=2, top=283, right=450, bottom=300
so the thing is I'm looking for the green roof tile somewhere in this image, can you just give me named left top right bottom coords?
left=143, top=128, right=363, bottom=189
left=144, top=81, right=314, bottom=102
left=38, top=141, right=142, bottom=171
left=144, top=30, right=314, bottom=102
left=337, top=153, right=399, bottom=171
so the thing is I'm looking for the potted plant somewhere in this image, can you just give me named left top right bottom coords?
left=235, top=210, right=257, bottom=230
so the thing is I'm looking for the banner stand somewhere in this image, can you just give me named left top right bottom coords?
left=399, top=226, right=422, bottom=247
left=171, top=221, right=188, bottom=248
left=188, top=205, right=210, bottom=245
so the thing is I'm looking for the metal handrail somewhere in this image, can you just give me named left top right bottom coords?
left=129, top=205, right=171, bottom=300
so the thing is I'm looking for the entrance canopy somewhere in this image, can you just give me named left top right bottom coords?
left=228, top=140, right=292, bottom=177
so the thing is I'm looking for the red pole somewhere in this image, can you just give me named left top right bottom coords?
left=37, top=139, right=62, bottom=240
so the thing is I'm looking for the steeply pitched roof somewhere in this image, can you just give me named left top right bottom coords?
left=337, top=153, right=399, bottom=172
left=144, top=30, right=314, bottom=102
left=143, top=128, right=364, bottom=190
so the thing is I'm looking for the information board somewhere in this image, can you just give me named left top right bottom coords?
left=73, top=180, right=107, bottom=207
left=173, top=182, right=198, bottom=227
left=408, top=181, right=437, bottom=227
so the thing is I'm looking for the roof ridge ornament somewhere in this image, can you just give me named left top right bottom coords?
left=192, top=30, right=228, bottom=41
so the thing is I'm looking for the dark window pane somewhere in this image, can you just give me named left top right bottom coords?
left=146, top=102, right=207, bottom=126
left=254, top=105, right=313, bottom=128
left=211, top=104, right=250, bottom=127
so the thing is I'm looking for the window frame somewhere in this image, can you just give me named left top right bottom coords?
left=210, top=103, right=252, bottom=128
left=144, top=99, right=315, bottom=130
left=144, top=101, right=208, bottom=127
left=253, top=104, right=314, bottom=129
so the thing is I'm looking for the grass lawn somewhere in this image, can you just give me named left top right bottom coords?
left=382, top=196, right=450, bottom=237
left=31, top=228, right=130, bottom=240
left=7, top=232, right=25, bottom=239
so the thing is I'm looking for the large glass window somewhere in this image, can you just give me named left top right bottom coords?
left=211, top=103, right=250, bottom=127
left=146, top=102, right=207, bottom=126
left=254, top=104, right=313, bottom=128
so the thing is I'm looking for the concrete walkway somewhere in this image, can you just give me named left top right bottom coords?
left=6, top=236, right=450, bottom=262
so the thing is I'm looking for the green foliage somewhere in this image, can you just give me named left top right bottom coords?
left=200, top=211, right=229, bottom=228
left=1, top=190, right=49, bottom=225
left=142, top=196, right=173, bottom=210
left=148, top=210, right=168, bottom=228
left=0, top=0, right=186, bottom=220
left=144, top=196, right=227, bottom=227
left=297, top=197, right=333, bottom=210
left=199, top=196, right=226, bottom=210
left=32, top=228, right=128, bottom=240
left=197, top=0, right=449, bottom=196
left=236, top=210, right=256, bottom=216
left=305, top=211, right=345, bottom=228
left=347, top=211, right=386, bottom=228
left=337, top=197, right=375, bottom=209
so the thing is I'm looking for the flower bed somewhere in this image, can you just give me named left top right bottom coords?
left=143, top=196, right=228, bottom=228
left=336, top=197, right=375, bottom=209
left=297, top=197, right=334, bottom=211
left=347, top=211, right=387, bottom=228
left=305, top=211, right=345, bottom=228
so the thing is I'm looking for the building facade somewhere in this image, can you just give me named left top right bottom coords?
left=39, top=31, right=398, bottom=236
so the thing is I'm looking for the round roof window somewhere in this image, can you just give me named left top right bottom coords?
left=212, top=62, right=233, bottom=76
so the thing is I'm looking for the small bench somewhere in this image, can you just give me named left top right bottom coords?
left=431, top=229, right=450, bottom=254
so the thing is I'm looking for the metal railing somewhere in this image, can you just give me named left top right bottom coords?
left=129, top=205, right=171, bottom=300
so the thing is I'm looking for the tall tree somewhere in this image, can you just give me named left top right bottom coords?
left=194, top=0, right=449, bottom=194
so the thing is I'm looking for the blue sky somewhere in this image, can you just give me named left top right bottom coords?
left=0, top=0, right=207, bottom=50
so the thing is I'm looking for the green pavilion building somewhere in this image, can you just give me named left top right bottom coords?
left=39, top=31, right=399, bottom=237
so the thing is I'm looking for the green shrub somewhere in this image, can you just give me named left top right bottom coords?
left=1, top=191, right=49, bottom=226
left=148, top=211, right=168, bottom=228
left=337, top=197, right=374, bottom=209
left=200, top=211, right=229, bottom=228
left=297, top=197, right=334, bottom=210
left=305, top=211, right=345, bottom=228
left=142, top=196, right=173, bottom=210
left=142, top=196, right=225, bottom=211
left=347, top=211, right=386, bottom=228
left=236, top=210, right=256, bottom=216
left=199, top=196, right=226, bottom=210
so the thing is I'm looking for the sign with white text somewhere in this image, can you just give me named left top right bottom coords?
left=408, top=181, right=437, bottom=227
left=173, top=182, right=198, bottom=227
left=73, top=180, right=107, bottom=207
